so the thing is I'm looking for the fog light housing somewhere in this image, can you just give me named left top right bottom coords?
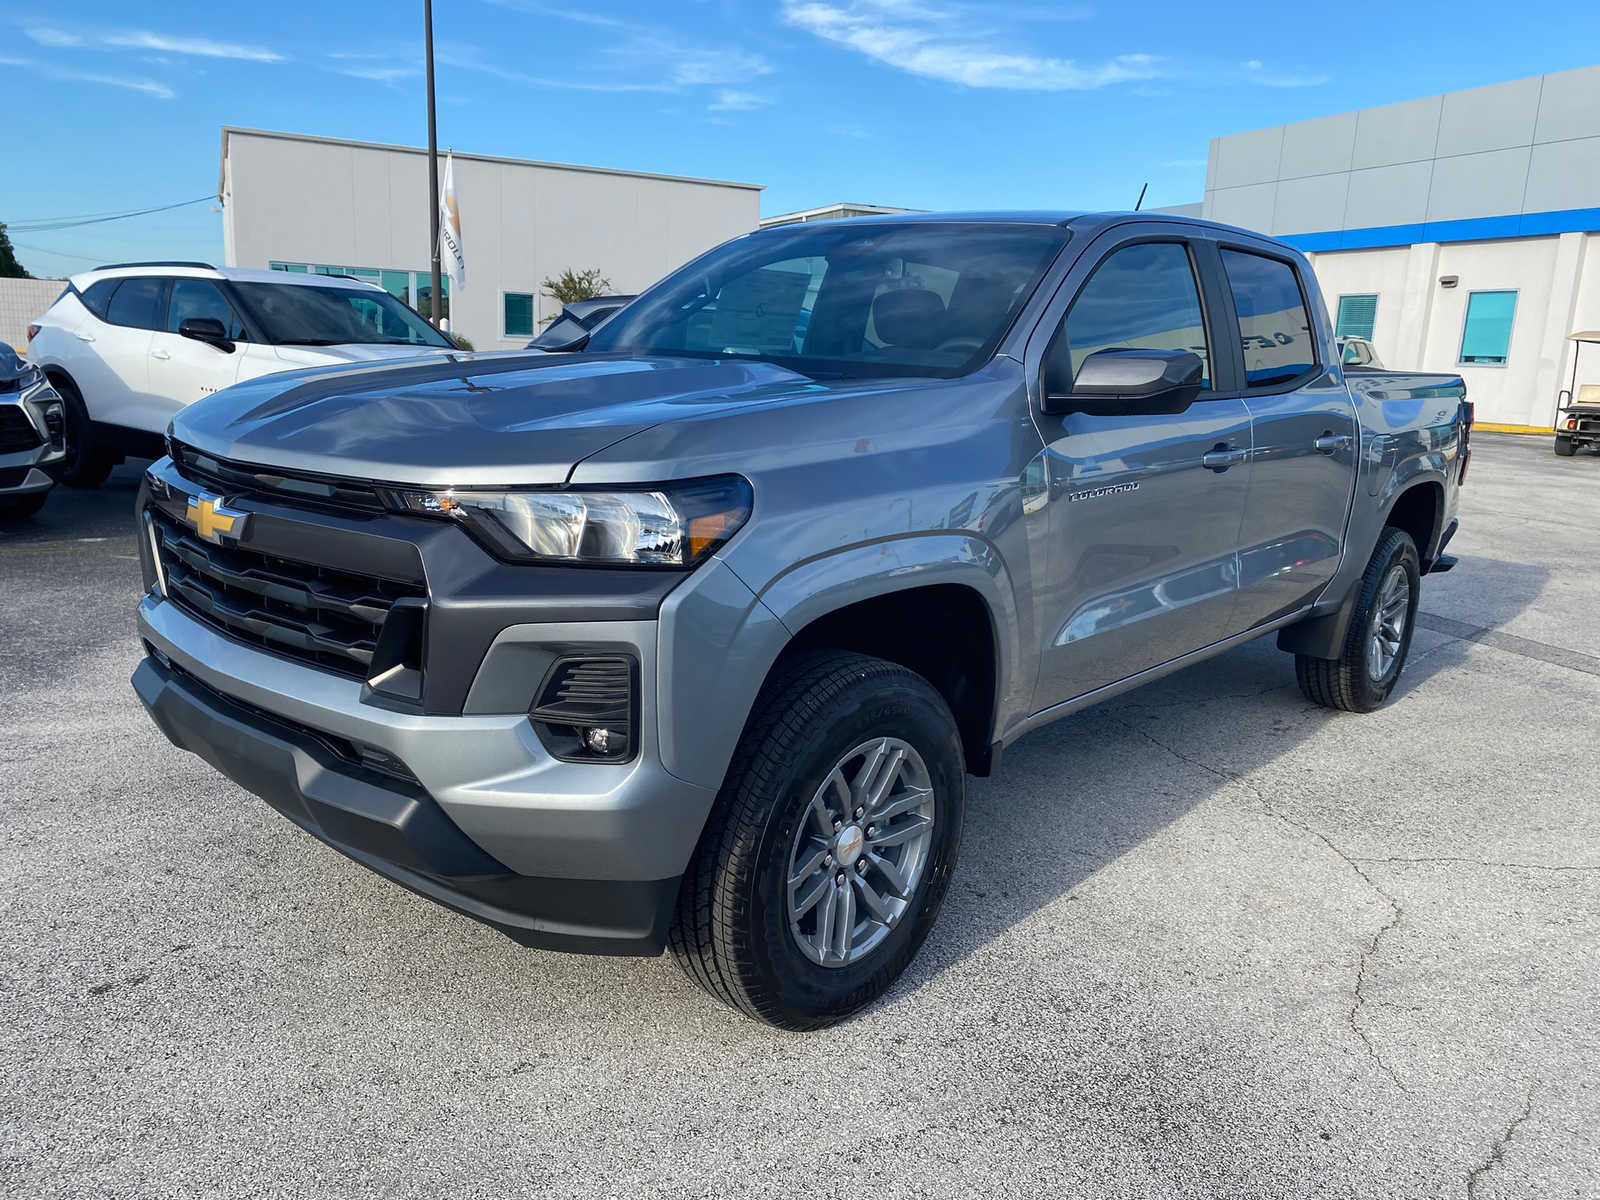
left=529, top=655, right=637, bottom=763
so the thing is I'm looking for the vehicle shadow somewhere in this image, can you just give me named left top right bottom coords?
left=0, top=460, right=148, bottom=548
left=904, top=555, right=1547, bottom=991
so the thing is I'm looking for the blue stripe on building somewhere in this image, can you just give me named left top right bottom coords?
left=1278, top=207, right=1600, bottom=253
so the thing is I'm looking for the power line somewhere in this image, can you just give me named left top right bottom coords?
left=6, top=195, right=215, bottom=234
left=12, top=241, right=107, bottom=264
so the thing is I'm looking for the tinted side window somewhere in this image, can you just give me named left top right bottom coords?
left=1221, top=250, right=1316, bottom=387
left=105, top=277, right=169, bottom=330
left=80, top=279, right=119, bottom=320
left=167, top=279, right=246, bottom=340
left=1051, top=241, right=1210, bottom=390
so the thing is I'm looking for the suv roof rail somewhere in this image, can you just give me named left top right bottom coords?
left=94, top=260, right=217, bottom=271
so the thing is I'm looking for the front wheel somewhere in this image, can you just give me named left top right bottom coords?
left=669, top=651, right=966, bottom=1030
left=1295, top=527, right=1421, bottom=713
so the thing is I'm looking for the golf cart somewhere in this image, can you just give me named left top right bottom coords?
left=1555, top=330, right=1600, bottom=457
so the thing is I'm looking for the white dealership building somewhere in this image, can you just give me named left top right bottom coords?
left=1199, top=63, right=1600, bottom=429
left=218, top=127, right=762, bottom=351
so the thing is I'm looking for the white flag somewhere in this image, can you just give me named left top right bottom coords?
left=439, top=151, right=466, bottom=291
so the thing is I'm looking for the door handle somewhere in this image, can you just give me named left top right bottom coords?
left=151, top=349, right=171, bottom=360
left=1202, top=444, right=1248, bottom=472
left=75, top=331, right=95, bottom=342
left=1314, top=432, right=1353, bottom=454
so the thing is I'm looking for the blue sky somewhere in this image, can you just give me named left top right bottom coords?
left=4, top=0, right=1595, bottom=279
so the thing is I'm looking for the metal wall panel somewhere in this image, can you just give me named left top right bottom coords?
left=1435, top=76, right=1543, bottom=157
left=1351, top=95, right=1443, bottom=170
left=1427, top=148, right=1534, bottom=223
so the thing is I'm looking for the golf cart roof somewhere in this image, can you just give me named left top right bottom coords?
left=1569, top=331, right=1600, bottom=344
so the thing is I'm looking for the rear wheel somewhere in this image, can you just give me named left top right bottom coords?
left=1296, top=527, right=1421, bottom=713
left=1554, top=435, right=1577, bottom=457
left=51, top=377, right=114, bottom=488
left=669, top=650, right=966, bottom=1030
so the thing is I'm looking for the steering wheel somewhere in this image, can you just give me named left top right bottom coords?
left=934, top=336, right=985, bottom=356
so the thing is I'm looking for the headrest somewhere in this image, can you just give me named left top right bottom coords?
left=873, top=288, right=946, bottom=349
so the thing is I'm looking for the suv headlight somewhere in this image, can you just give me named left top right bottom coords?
left=393, top=475, right=752, bottom=567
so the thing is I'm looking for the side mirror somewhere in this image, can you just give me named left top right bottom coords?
left=178, top=317, right=235, bottom=353
left=1043, top=348, right=1204, bottom=416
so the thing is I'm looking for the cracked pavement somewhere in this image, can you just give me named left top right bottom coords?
left=3, top=433, right=1598, bottom=1197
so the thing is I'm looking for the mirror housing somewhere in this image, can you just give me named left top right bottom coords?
left=178, top=316, right=234, bottom=353
left=1043, top=348, right=1205, bottom=416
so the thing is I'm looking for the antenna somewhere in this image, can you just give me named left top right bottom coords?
left=1134, top=182, right=1148, bottom=212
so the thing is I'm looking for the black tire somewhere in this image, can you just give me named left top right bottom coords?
left=669, top=650, right=966, bottom=1030
left=50, top=376, right=114, bottom=488
left=0, top=491, right=49, bottom=520
left=1296, top=527, right=1421, bottom=713
left=1554, top=435, right=1577, bottom=457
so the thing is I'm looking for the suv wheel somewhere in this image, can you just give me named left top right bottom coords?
left=1295, top=527, right=1421, bottom=713
left=51, top=377, right=114, bottom=488
left=670, top=651, right=966, bottom=1030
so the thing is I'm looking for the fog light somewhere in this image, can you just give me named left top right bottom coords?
left=584, top=728, right=614, bottom=754
left=529, top=654, right=637, bottom=763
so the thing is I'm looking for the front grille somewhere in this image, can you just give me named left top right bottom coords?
left=151, top=510, right=426, bottom=679
left=170, top=440, right=385, bottom=513
left=0, top=408, right=41, bottom=454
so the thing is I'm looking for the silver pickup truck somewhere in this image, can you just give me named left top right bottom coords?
left=130, top=212, right=1470, bottom=1029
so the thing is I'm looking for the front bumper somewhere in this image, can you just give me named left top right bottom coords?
left=133, top=654, right=681, bottom=954
left=136, top=594, right=720, bottom=955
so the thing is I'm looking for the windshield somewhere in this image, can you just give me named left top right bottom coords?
left=586, top=222, right=1070, bottom=378
left=229, top=282, right=454, bottom=348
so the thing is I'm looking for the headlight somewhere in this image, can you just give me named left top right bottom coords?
left=394, top=475, right=752, bottom=567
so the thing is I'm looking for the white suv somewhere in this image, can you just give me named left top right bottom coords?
left=27, top=262, right=459, bottom=487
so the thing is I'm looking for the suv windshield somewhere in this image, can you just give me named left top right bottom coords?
left=586, top=222, right=1070, bottom=378
left=229, top=282, right=453, bottom=349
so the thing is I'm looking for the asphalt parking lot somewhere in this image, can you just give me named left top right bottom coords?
left=2, top=432, right=1597, bottom=1198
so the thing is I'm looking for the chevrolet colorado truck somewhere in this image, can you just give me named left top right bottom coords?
left=130, top=213, right=1469, bottom=1029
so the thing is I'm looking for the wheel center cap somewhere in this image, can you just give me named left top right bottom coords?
left=834, top=824, right=865, bottom=867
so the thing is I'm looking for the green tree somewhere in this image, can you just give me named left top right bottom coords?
left=540, top=267, right=611, bottom=325
left=0, top=223, right=33, bottom=279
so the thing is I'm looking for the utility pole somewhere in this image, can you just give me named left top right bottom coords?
left=424, top=0, right=443, bottom=326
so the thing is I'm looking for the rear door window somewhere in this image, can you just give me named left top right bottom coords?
left=104, top=277, right=170, bottom=330
left=1220, top=250, right=1317, bottom=387
left=79, top=279, right=119, bottom=320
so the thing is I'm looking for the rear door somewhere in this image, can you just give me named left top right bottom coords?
left=147, top=279, right=248, bottom=419
left=72, top=276, right=168, bottom=427
left=1025, top=227, right=1253, bottom=709
left=1217, top=246, right=1359, bottom=629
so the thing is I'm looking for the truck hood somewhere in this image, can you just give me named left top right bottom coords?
left=270, top=343, right=459, bottom=369
left=170, top=353, right=830, bottom=486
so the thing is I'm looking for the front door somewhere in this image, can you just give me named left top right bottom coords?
left=1217, top=248, right=1359, bottom=629
left=1028, top=237, right=1252, bottom=710
left=144, top=279, right=248, bottom=432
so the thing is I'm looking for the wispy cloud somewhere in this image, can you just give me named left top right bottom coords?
left=23, top=24, right=283, bottom=62
left=1242, top=59, right=1328, bottom=88
left=709, top=88, right=770, bottom=112
left=2, top=51, right=173, bottom=98
left=24, top=27, right=83, bottom=48
left=471, top=2, right=773, bottom=93
left=781, top=0, right=1162, bottom=90
left=102, top=31, right=283, bottom=62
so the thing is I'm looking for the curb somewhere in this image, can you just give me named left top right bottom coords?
left=1475, top=423, right=1554, bottom=436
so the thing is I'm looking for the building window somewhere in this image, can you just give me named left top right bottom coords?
left=1335, top=294, right=1378, bottom=341
left=1458, top=291, right=1517, bottom=366
left=504, top=292, right=535, bottom=338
